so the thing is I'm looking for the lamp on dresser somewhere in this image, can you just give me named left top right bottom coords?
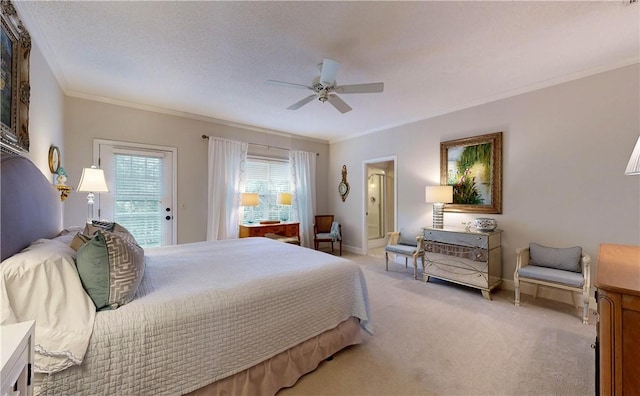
left=276, top=192, right=292, bottom=221
left=241, top=193, right=259, bottom=223
left=76, top=166, right=109, bottom=224
left=425, top=185, right=453, bottom=229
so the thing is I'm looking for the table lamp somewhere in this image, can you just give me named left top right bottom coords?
left=276, top=192, right=292, bottom=221
left=425, top=185, right=453, bottom=229
left=77, top=166, right=109, bottom=224
left=241, top=193, right=259, bottom=223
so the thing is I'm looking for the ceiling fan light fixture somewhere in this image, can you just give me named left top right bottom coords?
left=267, top=58, right=384, bottom=113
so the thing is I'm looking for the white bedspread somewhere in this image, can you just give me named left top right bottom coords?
left=36, top=237, right=372, bottom=395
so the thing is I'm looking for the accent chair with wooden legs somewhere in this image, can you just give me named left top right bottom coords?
left=313, top=215, right=342, bottom=256
left=514, top=242, right=591, bottom=324
left=384, top=229, right=424, bottom=280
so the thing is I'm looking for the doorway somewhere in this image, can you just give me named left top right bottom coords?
left=367, top=170, right=386, bottom=240
left=363, top=157, right=396, bottom=255
left=95, top=139, right=177, bottom=247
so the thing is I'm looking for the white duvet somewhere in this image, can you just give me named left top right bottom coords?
left=34, top=237, right=372, bottom=395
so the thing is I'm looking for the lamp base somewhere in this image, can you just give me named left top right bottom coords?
left=432, top=203, right=444, bottom=229
left=86, top=193, right=95, bottom=224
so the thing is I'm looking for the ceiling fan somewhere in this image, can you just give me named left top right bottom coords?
left=266, top=58, right=384, bottom=114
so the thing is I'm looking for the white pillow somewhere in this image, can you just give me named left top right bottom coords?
left=0, top=237, right=96, bottom=374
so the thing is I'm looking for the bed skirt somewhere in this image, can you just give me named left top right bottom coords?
left=185, top=317, right=362, bottom=396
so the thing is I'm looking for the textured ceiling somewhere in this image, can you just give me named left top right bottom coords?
left=15, top=1, right=640, bottom=142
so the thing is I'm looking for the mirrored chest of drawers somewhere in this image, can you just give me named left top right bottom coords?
left=422, top=227, right=502, bottom=300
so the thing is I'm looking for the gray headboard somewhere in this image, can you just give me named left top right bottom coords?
left=1, top=154, right=62, bottom=261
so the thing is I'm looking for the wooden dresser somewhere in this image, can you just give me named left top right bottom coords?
left=422, top=227, right=502, bottom=300
left=595, top=243, right=640, bottom=396
left=239, top=222, right=300, bottom=244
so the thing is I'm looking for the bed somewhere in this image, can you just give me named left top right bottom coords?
left=0, top=154, right=372, bottom=395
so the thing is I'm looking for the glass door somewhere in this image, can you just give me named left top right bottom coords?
left=367, top=173, right=385, bottom=240
left=98, top=142, right=175, bottom=247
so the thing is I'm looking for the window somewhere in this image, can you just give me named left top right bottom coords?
left=244, top=158, right=291, bottom=222
left=113, top=154, right=163, bottom=247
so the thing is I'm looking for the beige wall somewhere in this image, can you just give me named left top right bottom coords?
left=62, top=98, right=329, bottom=243
left=19, top=40, right=65, bottom=228
left=330, top=64, right=640, bottom=293
left=23, top=41, right=65, bottom=177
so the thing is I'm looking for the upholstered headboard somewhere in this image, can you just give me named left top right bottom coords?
left=1, top=154, right=62, bottom=261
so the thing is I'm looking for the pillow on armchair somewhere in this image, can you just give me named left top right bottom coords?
left=398, top=228, right=421, bottom=247
left=529, top=242, right=582, bottom=273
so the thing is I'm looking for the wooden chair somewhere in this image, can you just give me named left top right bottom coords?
left=313, top=215, right=342, bottom=255
left=514, top=243, right=591, bottom=324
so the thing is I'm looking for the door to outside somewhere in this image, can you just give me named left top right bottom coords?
left=98, top=141, right=176, bottom=247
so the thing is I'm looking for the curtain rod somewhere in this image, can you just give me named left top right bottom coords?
left=201, top=135, right=319, bottom=156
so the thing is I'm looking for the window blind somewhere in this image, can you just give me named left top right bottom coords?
left=113, top=154, right=162, bottom=247
left=244, top=158, right=291, bottom=222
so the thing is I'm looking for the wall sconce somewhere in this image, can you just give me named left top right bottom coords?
left=241, top=192, right=259, bottom=223
left=425, top=185, right=453, bottom=229
left=77, top=166, right=109, bottom=224
left=276, top=192, right=292, bottom=222
left=54, top=167, right=72, bottom=201
left=625, top=136, right=640, bottom=175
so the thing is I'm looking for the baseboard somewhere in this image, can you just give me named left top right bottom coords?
left=342, top=244, right=363, bottom=255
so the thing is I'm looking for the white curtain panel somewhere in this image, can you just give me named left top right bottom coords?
left=207, top=137, right=248, bottom=240
left=290, top=150, right=317, bottom=248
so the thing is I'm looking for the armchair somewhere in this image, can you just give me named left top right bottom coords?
left=313, top=215, right=342, bottom=256
left=384, top=229, right=424, bottom=280
left=514, top=242, right=591, bottom=324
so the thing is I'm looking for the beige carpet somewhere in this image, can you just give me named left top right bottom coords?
left=279, top=252, right=596, bottom=396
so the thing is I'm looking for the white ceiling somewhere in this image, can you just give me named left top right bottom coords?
left=15, top=1, right=640, bottom=143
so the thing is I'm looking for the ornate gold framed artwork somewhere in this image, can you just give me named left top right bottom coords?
left=440, top=132, right=502, bottom=214
left=1, top=0, right=31, bottom=154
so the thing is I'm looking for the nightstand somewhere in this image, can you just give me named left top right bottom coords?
left=1, top=321, right=35, bottom=396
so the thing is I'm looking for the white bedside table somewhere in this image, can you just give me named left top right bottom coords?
left=1, top=321, right=35, bottom=396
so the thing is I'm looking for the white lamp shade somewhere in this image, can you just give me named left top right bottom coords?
left=425, top=185, right=453, bottom=203
left=276, top=192, right=292, bottom=205
left=77, top=166, right=109, bottom=193
left=241, top=193, right=259, bottom=206
left=625, top=136, right=640, bottom=175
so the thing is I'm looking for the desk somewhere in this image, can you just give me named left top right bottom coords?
left=239, top=222, right=300, bottom=244
left=595, top=243, right=640, bottom=396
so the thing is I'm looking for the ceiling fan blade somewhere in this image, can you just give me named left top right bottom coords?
left=334, top=82, right=384, bottom=94
left=320, top=58, right=340, bottom=87
left=287, top=94, right=317, bottom=110
left=327, top=94, right=352, bottom=114
left=266, top=80, right=313, bottom=90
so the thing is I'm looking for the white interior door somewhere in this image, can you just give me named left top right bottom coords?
left=98, top=142, right=176, bottom=247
